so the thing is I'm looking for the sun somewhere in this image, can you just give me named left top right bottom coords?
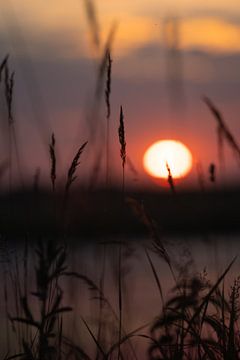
left=143, top=140, right=193, bottom=179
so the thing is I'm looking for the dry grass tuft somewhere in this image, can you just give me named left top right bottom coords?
left=118, top=106, right=126, bottom=195
left=9, top=241, right=72, bottom=360
left=4, top=65, right=14, bottom=123
left=105, top=50, right=112, bottom=187
left=0, top=55, right=9, bottom=81
left=95, top=24, right=116, bottom=100
left=49, top=133, right=56, bottom=191
left=126, top=197, right=172, bottom=270
left=166, top=162, right=175, bottom=194
left=65, top=141, right=88, bottom=193
left=209, top=163, right=216, bottom=183
left=105, top=51, right=112, bottom=120
left=204, top=97, right=240, bottom=165
left=83, top=0, right=101, bottom=50
left=118, top=106, right=126, bottom=169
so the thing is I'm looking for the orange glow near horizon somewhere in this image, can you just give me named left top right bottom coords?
left=181, top=18, right=240, bottom=53
left=3, top=2, right=240, bottom=60
left=143, top=140, right=193, bottom=179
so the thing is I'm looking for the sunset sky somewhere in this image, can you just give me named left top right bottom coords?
left=1, top=0, right=240, bottom=189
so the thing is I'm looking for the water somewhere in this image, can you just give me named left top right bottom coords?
left=0, top=233, right=240, bottom=358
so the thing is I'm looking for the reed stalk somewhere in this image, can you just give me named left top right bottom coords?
left=118, top=106, right=126, bottom=197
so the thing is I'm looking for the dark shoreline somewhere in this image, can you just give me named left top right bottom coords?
left=0, top=187, right=239, bottom=237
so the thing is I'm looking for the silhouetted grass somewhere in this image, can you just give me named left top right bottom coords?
left=105, top=51, right=112, bottom=188
left=204, top=97, right=240, bottom=166
left=3, top=156, right=240, bottom=360
left=49, top=133, right=56, bottom=192
left=166, top=163, right=176, bottom=194
left=118, top=106, right=126, bottom=197
left=1, top=28, right=240, bottom=360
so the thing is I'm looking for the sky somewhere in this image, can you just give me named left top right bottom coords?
left=1, top=0, right=240, bottom=190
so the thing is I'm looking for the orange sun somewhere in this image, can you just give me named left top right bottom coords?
left=143, top=140, right=193, bottom=179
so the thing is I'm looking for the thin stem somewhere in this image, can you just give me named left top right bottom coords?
left=106, top=116, right=110, bottom=188
left=118, top=243, right=122, bottom=360
left=122, top=165, right=125, bottom=200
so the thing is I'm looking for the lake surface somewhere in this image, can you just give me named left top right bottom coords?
left=0, top=233, right=240, bottom=358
